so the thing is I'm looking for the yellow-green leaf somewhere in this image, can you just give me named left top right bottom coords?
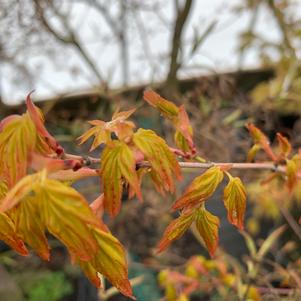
left=39, top=180, right=99, bottom=260
left=223, top=175, right=246, bottom=230
left=79, top=227, right=133, bottom=298
left=276, top=133, right=291, bottom=160
left=133, top=129, right=181, bottom=194
left=0, top=113, right=36, bottom=187
left=286, top=158, right=298, bottom=192
left=246, top=123, right=277, bottom=161
left=0, top=212, right=28, bottom=256
left=13, top=196, right=50, bottom=260
left=101, top=141, right=142, bottom=217
left=143, top=90, right=195, bottom=155
left=157, top=210, right=195, bottom=253
left=172, top=166, right=224, bottom=211
left=195, top=207, right=220, bottom=257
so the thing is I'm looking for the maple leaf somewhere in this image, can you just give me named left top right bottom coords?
left=195, top=206, right=220, bottom=257
left=172, top=166, right=224, bottom=211
left=246, top=123, right=277, bottom=161
left=143, top=90, right=179, bottom=121
left=133, top=129, right=182, bottom=194
left=286, top=158, right=298, bottom=192
left=223, top=175, right=246, bottom=230
left=0, top=113, right=36, bottom=187
left=276, top=133, right=292, bottom=160
left=12, top=196, right=50, bottom=260
left=0, top=171, right=100, bottom=261
left=157, top=210, right=196, bottom=253
left=78, top=227, right=133, bottom=299
left=1, top=170, right=133, bottom=298
left=78, top=108, right=136, bottom=151
left=0, top=180, right=7, bottom=198
left=101, top=140, right=142, bottom=217
left=26, top=92, right=64, bottom=155
left=0, top=212, right=28, bottom=256
left=143, top=90, right=195, bottom=155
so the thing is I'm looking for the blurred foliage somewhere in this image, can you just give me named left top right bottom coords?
left=158, top=226, right=301, bottom=301
left=18, top=270, right=72, bottom=301
left=237, top=0, right=301, bottom=114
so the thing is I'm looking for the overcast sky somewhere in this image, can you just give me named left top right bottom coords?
left=1, top=0, right=281, bottom=104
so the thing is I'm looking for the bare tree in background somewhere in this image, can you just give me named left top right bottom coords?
left=3, top=0, right=299, bottom=102
left=165, top=0, right=193, bottom=92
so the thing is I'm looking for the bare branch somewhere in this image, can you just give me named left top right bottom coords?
left=33, top=0, right=106, bottom=84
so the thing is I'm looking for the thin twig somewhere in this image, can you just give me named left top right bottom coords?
left=279, top=206, right=301, bottom=240
left=64, top=153, right=291, bottom=174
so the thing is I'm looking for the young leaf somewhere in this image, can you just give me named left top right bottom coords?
left=78, top=108, right=136, bottom=150
left=78, top=120, right=111, bottom=151
left=172, top=166, right=224, bottom=211
left=143, top=90, right=179, bottom=121
left=223, top=175, right=246, bottom=230
left=79, top=227, right=133, bottom=299
left=246, top=123, right=277, bottom=161
left=143, top=90, right=195, bottom=155
left=13, top=196, right=50, bottom=260
left=0, top=171, right=100, bottom=261
left=39, top=180, right=100, bottom=261
left=176, top=106, right=195, bottom=154
left=133, top=129, right=181, bottom=194
left=0, top=113, right=36, bottom=187
left=0, top=180, right=7, bottom=198
left=277, top=133, right=292, bottom=160
left=26, top=93, right=64, bottom=155
left=286, top=158, right=298, bottom=192
left=247, top=144, right=261, bottom=162
left=195, top=207, right=220, bottom=257
left=101, top=141, right=142, bottom=217
left=0, top=212, right=28, bottom=256
left=157, top=210, right=196, bottom=253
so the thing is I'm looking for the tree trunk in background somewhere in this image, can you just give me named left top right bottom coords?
left=165, top=0, right=193, bottom=96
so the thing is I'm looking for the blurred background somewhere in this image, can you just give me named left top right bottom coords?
left=0, top=0, right=301, bottom=300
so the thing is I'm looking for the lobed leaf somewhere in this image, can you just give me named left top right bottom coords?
left=26, top=93, right=64, bottom=155
left=157, top=210, right=196, bottom=253
left=172, top=166, right=224, bottom=211
left=0, top=212, right=28, bottom=256
left=246, top=123, right=277, bottom=161
left=12, top=196, right=50, bottom=260
left=39, top=179, right=100, bottom=261
left=78, top=108, right=136, bottom=151
left=101, top=141, right=142, bottom=217
left=143, top=90, right=179, bottom=121
left=79, top=227, right=133, bottom=299
left=133, top=129, right=182, bottom=194
left=195, top=207, right=220, bottom=257
left=143, top=90, right=195, bottom=155
left=276, top=133, right=292, bottom=160
left=0, top=113, right=36, bottom=187
left=223, top=175, right=246, bottom=230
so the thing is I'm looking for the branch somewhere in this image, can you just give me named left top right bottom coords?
left=64, top=153, right=291, bottom=174
left=33, top=0, right=106, bottom=84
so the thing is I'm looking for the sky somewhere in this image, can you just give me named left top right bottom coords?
left=0, top=0, right=281, bottom=104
